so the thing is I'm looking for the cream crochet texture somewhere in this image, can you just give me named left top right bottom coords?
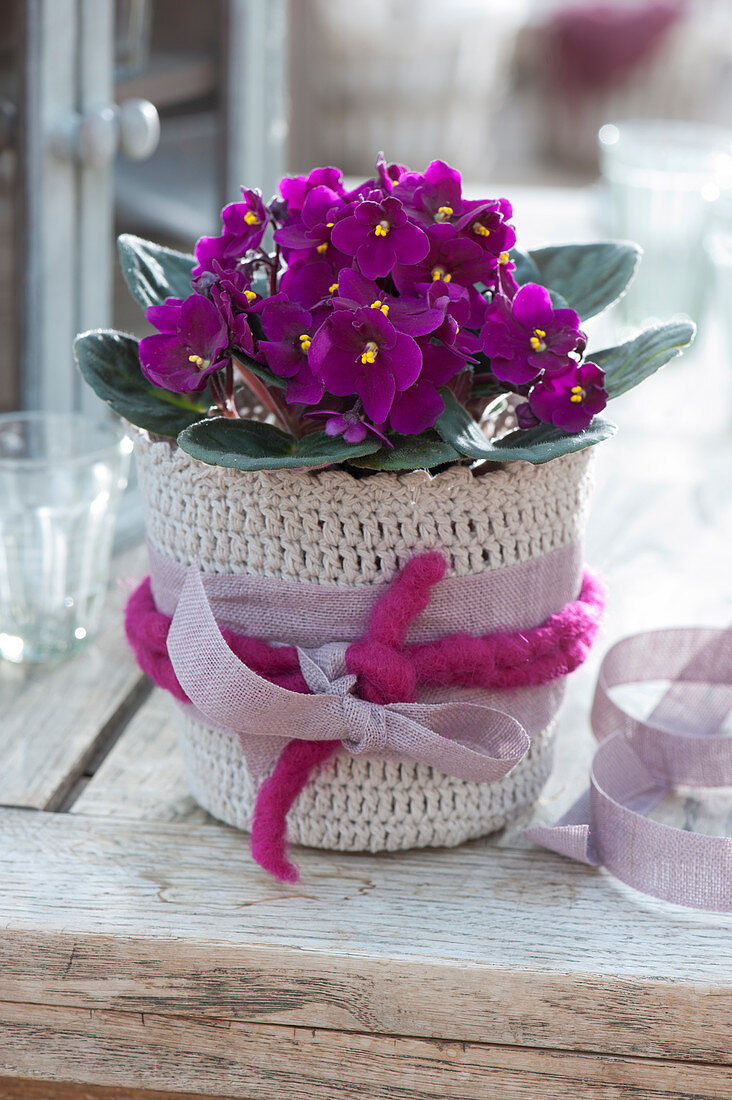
left=135, top=433, right=594, bottom=852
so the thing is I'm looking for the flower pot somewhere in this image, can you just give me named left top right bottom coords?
left=134, top=431, right=595, bottom=853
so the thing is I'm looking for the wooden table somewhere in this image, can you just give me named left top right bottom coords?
left=2, top=341, right=731, bottom=1099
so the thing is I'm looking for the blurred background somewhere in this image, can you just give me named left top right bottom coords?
left=1, top=0, right=732, bottom=431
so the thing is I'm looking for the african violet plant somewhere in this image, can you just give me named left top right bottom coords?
left=75, top=155, right=694, bottom=473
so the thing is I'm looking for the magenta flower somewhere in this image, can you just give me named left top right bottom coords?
left=257, top=298, right=323, bottom=404
left=279, top=260, right=339, bottom=312
left=388, top=339, right=466, bottom=435
left=393, top=224, right=496, bottom=294
left=393, top=159, right=466, bottom=227
left=279, top=167, right=345, bottom=216
left=427, top=279, right=486, bottom=352
left=480, top=283, right=584, bottom=385
left=199, top=264, right=259, bottom=326
left=139, top=294, right=228, bottom=392
left=193, top=188, right=267, bottom=276
left=456, top=198, right=516, bottom=258
left=273, top=185, right=349, bottom=265
left=525, top=360, right=607, bottom=433
left=145, top=297, right=183, bottom=334
left=331, top=194, right=429, bottom=280
left=309, top=306, right=421, bottom=423
left=374, top=152, right=409, bottom=193
left=332, top=269, right=444, bottom=337
left=309, top=404, right=391, bottom=446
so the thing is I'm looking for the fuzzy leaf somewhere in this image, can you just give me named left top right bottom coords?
left=118, top=233, right=195, bottom=310
left=351, top=432, right=460, bottom=470
left=520, top=241, right=642, bottom=320
left=177, top=418, right=381, bottom=470
left=233, top=350, right=286, bottom=390
left=510, top=247, right=540, bottom=285
left=436, top=389, right=615, bottom=464
left=592, top=320, right=696, bottom=399
left=75, top=330, right=209, bottom=436
left=490, top=418, right=617, bottom=463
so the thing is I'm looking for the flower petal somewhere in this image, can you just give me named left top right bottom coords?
left=384, top=333, right=423, bottom=390
left=356, top=236, right=397, bottom=280
left=357, top=368, right=396, bottom=422
left=512, top=283, right=553, bottom=328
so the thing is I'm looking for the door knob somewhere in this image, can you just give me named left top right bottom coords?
left=51, top=98, right=160, bottom=167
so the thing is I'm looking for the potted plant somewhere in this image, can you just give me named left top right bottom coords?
left=75, top=155, right=694, bottom=881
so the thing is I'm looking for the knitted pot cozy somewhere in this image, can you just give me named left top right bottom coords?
left=134, top=432, right=594, bottom=853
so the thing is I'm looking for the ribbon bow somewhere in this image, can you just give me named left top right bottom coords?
left=167, top=565, right=532, bottom=785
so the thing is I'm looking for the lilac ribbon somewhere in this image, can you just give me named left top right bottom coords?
left=149, top=541, right=584, bottom=645
left=526, top=627, right=732, bottom=913
left=166, top=566, right=532, bottom=783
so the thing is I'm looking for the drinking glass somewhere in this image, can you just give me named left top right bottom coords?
left=0, top=413, right=132, bottom=663
left=706, top=231, right=732, bottom=429
left=598, top=120, right=732, bottom=326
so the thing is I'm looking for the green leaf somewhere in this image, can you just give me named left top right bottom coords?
left=117, top=233, right=195, bottom=310
left=435, top=389, right=615, bottom=464
left=177, top=418, right=381, bottom=471
left=510, top=247, right=540, bottom=285
left=490, top=418, right=617, bottom=463
left=592, top=320, right=696, bottom=399
left=350, top=432, right=461, bottom=470
left=233, top=350, right=286, bottom=390
left=74, top=330, right=210, bottom=436
left=522, top=242, right=642, bottom=320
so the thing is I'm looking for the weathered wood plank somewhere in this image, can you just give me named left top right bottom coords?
left=1, top=808, right=730, bottom=1065
left=69, top=690, right=208, bottom=824
left=0, top=1076, right=243, bottom=1100
left=0, top=543, right=148, bottom=811
left=1, top=1001, right=729, bottom=1100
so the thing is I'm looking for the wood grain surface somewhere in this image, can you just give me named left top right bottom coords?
left=1, top=807, right=730, bottom=1071
left=2, top=1001, right=731, bottom=1100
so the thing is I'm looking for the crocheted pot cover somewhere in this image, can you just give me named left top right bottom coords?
left=135, top=432, right=594, bottom=852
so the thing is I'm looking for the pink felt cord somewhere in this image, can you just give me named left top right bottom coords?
left=125, top=557, right=605, bottom=881
left=250, top=739, right=341, bottom=883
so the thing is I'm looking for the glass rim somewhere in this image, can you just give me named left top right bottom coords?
left=599, top=118, right=732, bottom=150
left=0, top=411, right=131, bottom=470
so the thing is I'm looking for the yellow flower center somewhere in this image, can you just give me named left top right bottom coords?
left=431, top=266, right=451, bottom=282
left=370, top=298, right=390, bottom=315
left=316, top=242, right=328, bottom=254
left=569, top=384, right=585, bottom=404
left=243, top=211, right=261, bottom=226
left=435, top=205, right=453, bottom=222
left=328, top=282, right=339, bottom=294
left=326, top=221, right=335, bottom=228
left=299, top=333, right=312, bottom=353
left=187, top=354, right=209, bottom=371
left=472, top=222, right=491, bottom=237
left=374, top=220, right=390, bottom=237
left=244, top=290, right=257, bottom=304
left=361, top=340, right=379, bottom=364
left=529, top=328, right=547, bottom=352
left=499, top=251, right=510, bottom=264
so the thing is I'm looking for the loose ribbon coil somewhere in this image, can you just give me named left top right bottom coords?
left=526, top=626, right=732, bottom=912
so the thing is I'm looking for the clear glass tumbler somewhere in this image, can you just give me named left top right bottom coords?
left=706, top=231, right=732, bottom=430
left=598, top=120, right=732, bottom=327
left=0, top=413, right=132, bottom=663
